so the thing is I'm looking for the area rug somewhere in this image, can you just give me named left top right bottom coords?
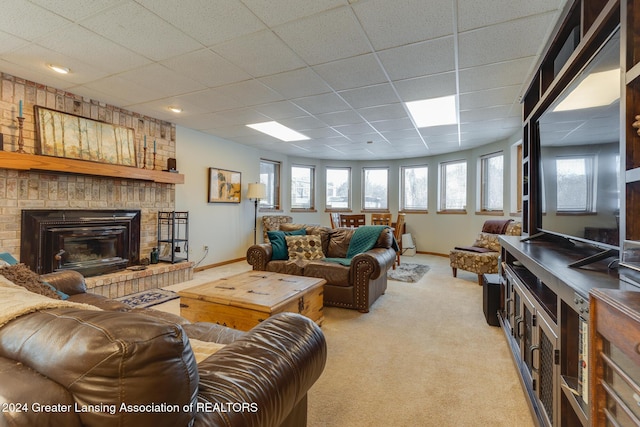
left=387, top=263, right=430, bottom=283
left=115, top=288, right=179, bottom=308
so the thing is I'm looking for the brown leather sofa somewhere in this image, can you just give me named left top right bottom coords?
left=0, top=270, right=326, bottom=427
left=246, top=224, right=396, bottom=313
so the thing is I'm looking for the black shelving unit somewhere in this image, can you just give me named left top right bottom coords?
left=157, top=211, right=189, bottom=263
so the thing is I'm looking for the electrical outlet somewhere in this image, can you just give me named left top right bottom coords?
left=203, top=245, right=209, bottom=251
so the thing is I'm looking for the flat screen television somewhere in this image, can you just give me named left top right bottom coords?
left=536, top=28, right=620, bottom=252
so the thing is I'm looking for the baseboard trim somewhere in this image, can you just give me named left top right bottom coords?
left=415, top=251, right=449, bottom=258
left=194, top=257, right=246, bottom=272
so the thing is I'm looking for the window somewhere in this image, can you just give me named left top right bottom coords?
left=259, top=159, right=280, bottom=210
left=326, top=167, right=351, bottom=210
left=480, top=152, right=504, bottom=212
left=556, top=156, right=595, bottom=212
left=401, top=165, right=428, bottom=211
left=291, top=164, right=315, bottom=210
left=362, top=167, right=389, bottom=211
left=439, top=160, right=467, bottom=211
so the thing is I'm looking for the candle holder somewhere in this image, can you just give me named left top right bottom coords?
left=152, top=152, right=157, bottom=170
left=142, top=146, right=147, bottom=169
left=15, top=117, right=25, bottom=153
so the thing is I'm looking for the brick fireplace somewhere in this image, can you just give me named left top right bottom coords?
left=0, top=72, right=193, bottom=296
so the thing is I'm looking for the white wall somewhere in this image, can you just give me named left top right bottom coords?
left=176, top=126, right=523, bottom=266
left=175, top=127, right=263, bottom=266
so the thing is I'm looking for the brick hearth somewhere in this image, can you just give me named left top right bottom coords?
left=85, top=262, right=193, bottom=298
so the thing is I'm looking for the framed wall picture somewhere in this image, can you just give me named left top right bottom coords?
left=35, top=106, right=137, bottom=167
left=208, top=167, right=241, bottom=203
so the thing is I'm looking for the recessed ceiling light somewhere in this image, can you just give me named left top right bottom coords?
left=406, top=95, right=458, bottom=128
left=47, top=64, right=70, bottom=74
left=246, top=121, right=309, bottom=142
left=168, top=106, right=183, bottom=113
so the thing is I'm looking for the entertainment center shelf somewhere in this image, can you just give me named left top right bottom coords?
left=0, top=151, right=184, bottom=184
left=499, top=235, right=622, bottom=427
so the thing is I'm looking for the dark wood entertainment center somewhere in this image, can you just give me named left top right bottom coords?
left=500, top=0, right=640, bottom=425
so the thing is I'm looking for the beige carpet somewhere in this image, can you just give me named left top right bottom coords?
left=306, top=255, right=534, bottom=427
left=160, top=255, right=534, bottom=427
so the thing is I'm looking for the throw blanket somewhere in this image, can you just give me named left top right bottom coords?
left=482, top=219, right=513, bottom=234
left=325, top=225, right=389, bottom=266
left=189, top=339, right=226, bottom=364
left=0, top=275, right=100, bottom=329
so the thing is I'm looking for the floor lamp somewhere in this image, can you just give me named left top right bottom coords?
left=247, top=183, right=266, bottom=244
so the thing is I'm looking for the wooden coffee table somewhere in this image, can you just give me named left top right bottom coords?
left=178, top=271, right=325, bottom=331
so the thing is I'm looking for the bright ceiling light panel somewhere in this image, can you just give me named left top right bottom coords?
left=405, top=95, right=458, bottom=128
left=553, top=68, right=620, bottom=112
left=48, top=64, right=69, bottom=74
left=246, top=121, right=309, bottom=142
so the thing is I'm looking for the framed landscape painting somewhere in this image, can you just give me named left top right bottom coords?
left=208, top=167, right=241, bottom=203
left=35, top=106, right=137, bottom=167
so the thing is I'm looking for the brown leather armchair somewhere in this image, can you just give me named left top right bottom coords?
left=0, top=270, right=326, bottom=427
left=247, top=224, right=396, bottom=313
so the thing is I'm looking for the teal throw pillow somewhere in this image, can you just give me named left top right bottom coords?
left=267, top=228, right=306, bottom=260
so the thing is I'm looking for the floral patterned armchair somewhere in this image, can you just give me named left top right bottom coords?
left=261, top=215, right=293, bottom=243
left=449, top=220, right=522, bottom=285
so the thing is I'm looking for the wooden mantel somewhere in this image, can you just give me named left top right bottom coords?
left=0, top=151, right=184, bottom=184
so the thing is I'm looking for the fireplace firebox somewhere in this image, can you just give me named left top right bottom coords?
left=21, top=210, right=141, bottom=277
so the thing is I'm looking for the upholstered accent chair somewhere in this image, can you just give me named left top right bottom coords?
left=261, top=215, right=293, bottom=243
left=449, top=220, right=522, bottom=285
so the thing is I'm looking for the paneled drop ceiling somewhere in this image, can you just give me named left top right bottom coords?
left=0, top=0, right=568, bottom=160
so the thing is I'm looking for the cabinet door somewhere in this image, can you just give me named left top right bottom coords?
left=534, top=312, right=559, bottom=427
left=514, top=280, right=537, bottom=387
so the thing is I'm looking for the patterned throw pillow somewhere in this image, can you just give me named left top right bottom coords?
left=473, top=232, right=501, bottom=252
left=285, top=235, right=324, bottom=261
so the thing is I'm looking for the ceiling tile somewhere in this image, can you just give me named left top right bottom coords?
left=378, top=37, right=455, bottom=80
left=115, top=63, right=206, bottom=99
left=81, top=2, right=202, bottom=61
left=212, top=30, right=306, bottom=77
left=316, top=110, right=366, bottom=126
left=279, top=115, right=327, bottom=130
left=214, top=80, right=285, bottom=107
left=292, top=93, right=351, bottom=115
left=259, top=67, right=332, bottom=98
left=161, top=49, right=252, bottom=88
left=0, top=2, right=71, bottom=40
left=459, top=86, right=521, bottom=110
left=458, top=57, right=535, bottom=93
left=458, top=13, right=558, bottom=68
left=241, top=0, right=347, bottom=27
left=136, top=0, right=266, bottom=46
left=356, top=103, right=409, bottom=122
left=0, top=43, right=108, bottom=86
left=331, top=122, right=376, bottom=136
left=253, top=101, right=309, bottom=120
left=31, top=0, right=123, bottom=21
left=393, top=72, right=457, bottom=102
left=457, top=0, right=565, bottom=31
left=312, top=54, right=388, bottom=90
left=353, top=0, right=453, bottom=50
left=338, top=83, right=400, bottom=109
left=274, top=7, right=372, bottom=65
left=370, top=117, right=414, bottom=132
left=37, top=24, right=152, bottom=74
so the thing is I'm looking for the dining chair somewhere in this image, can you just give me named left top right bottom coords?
left=340, top=214, right=366, bottom=228
left=371, top=213, right=393, bottom=226
left=393, top=213, right=406, bottom=268
left=329, top=212, right=342, bottom=228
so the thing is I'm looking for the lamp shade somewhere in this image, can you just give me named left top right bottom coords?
left=247, top=182, right=266, bottom=200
